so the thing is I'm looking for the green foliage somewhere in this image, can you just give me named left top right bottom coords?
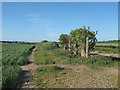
left=2, top=43, right=35, bottom=89
left=53, top=49, right=74, bottom=58
left=36, top=66, right=64, bottom=72
left=2, top=65, right=21, bottom=88
left=41, top=40, right=48, bottom=43
left=2, top=43, right=34, bottom=65
left=40, top=42, right=58, bottom=50
left=95, top=41, right=118, bottom=54
left=52, top=42, right=59, bottom=48
left=70, top=26, right=97, bottom=50
left=62, top=55, right=115, bottom=66
left=59, top=34, right=70, bottom=45
left=96, top=42, right=118, bottom=47
left=35, top=42, right=118, bottom=67
left=85, top=56, right=113, bottom=66
left=34, top=42, right=60, bottom=65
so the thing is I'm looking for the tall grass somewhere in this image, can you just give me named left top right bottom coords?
left=2, top=43, right=35, bottom=65
left=2, top=65, right=21, bottom=88
left=34, top=42, right=59, bottom=65
left=2, top=43, right=35, bottom=88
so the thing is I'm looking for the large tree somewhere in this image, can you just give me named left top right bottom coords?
left=70, top=26, right=97, bottom=57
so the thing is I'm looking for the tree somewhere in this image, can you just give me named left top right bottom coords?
left=52, top=41, right=59, bottom=48
left=59, top=34, right=70, bottom=50
left=41, top=40, right=48, bottom=43
left=70, top=26, right=97, bottom=57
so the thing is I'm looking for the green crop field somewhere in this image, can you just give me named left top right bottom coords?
left=96, top=42, right=118, bottom=47
left=2, top=43, right=34, bottom=65
left=95, top=41, right=118, bottom=54
left=1, top=43, right=35, bottom=88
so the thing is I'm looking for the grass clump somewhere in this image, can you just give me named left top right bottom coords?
left=36, top=66, right=64, bottom=72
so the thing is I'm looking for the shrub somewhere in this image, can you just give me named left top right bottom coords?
left=53, top=49, right=74, bottom=58
left=41, top=40, right=48, bottom=43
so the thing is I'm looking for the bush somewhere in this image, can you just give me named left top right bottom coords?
left=53, top=49, right=74, bottom=58
left=41, top=40, right=48, bottom=43
left=41, top=42, right=58, bottom=50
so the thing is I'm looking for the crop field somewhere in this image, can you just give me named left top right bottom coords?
left=96, top=42, right=118, bottom=47
left=95, top=42, right=119, bottom=54
left=2, top=43, right=34, bottom=65
left=1, top=43, right=35, bottom=88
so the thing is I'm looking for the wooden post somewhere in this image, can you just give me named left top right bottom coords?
left=86, top=37, right=89, bottom=58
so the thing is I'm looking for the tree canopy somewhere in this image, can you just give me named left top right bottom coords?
left=59, top=26, right=97, bottom=58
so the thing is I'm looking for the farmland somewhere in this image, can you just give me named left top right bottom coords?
left=95, top=41, right=118, bottom=54
left=1, top=40, right=119, bottom=88
left=1, top=43, right=35, bottom=88
left=2, top=43, right=35, bottom=65
left=96, top=42, right=118, bottom=47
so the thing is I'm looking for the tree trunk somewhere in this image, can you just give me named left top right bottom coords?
left=73, top=43, right=78, bottom=55
left=81, top=44, right=86, bottom=57
left=63, top=45, right=66, bottom=50
left=86, top=37, right=89, bottom=58
left=68, top=41, right=71, bottom=51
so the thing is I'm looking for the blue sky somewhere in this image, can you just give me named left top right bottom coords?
left=2, top=2, right=118, bottom=42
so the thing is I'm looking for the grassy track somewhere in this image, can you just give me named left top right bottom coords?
left=33, top=42, right=119, bottom=88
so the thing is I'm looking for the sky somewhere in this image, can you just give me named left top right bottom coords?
left=2, top=0, right=120, bottom=2
left=2, top=2, right=118, bottom=42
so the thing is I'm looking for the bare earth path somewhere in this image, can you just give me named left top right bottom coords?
left=20, top=49, right=118, bottom=88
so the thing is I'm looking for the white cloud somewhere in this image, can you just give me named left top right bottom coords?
left=25, top=12, right=55, bottom=26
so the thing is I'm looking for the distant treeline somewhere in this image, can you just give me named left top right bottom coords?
left=97, top=40, right=120, bottom=43
left=0, top=41, right=37, bottom=44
